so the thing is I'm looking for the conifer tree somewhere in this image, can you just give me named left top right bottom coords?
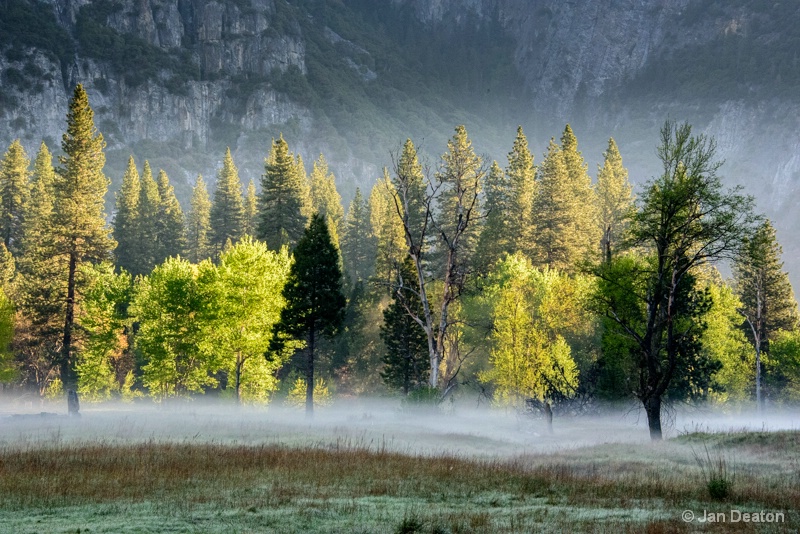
left=132, top=161, right=161, bottom=276
left=341, top=188, right=374, bottom=284
left=210, top=148, right=245, bottom=255
left=534, top=131, right=600, bottom=272
left=309, top=154, right=344, bottom=246
left=271, top=214, right=345, bottom=417
left=258, top=135, right=311, bottom=250
left=506, top=126, right=536, bottom=257
left=596, top=138, right=633, bottom=258
left=156, top=169, right=186, bottom=261
left=187, top=175, right=213, bottom=263
left=369, top=170, right=406, bottom=285
left=51, top=84, right=115, bottom=407
left=380, top=258, right=430, bottom=394
left=733, top=219, right=799, bottom=408
left=476, top=161, right=512, bottom=273
left=113, top=156, right=140, bottom=274
left=394, top=139, right=427, bottom=244
left=16, top=142, right=62, bottom=390
left=243, top=179, right=258, bottom=237
left=0, top=139, right=30, bottom=253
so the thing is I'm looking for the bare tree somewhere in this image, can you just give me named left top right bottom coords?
left=386, top=127, right=485, bottom=392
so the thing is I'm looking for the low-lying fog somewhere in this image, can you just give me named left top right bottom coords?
left=1, top=397, right=797, bottom=457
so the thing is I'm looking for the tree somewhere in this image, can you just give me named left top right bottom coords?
left=272, top=214, right=345, bottom=416
left=596, top=138, right=634, bottom=260
left=131, top=257, right=216, bottom=398
left=533, top=128, right=600, bottom=272
left=309, top=154, right=344, bottom=246
left=380, top=258, right=430, bottom=394
left=341, top=188, right=374, bottom=285
left=51, top=84, right=116, bottom=410
left=0, top=139, right=30, bottom=253
left=389, top=126, right=485, bottom=391
left=199, top=237, right=292, bottom=404
left=0, top=287, right=16, bottom=384
left=75, top=262, right=132, bottom=401
left=210, top=148, right=245, bottom=255
left=506, top=126, right=536, bottom=258
left=15, top=142, right=62, bottom=394
left=479, top=254, right=585, bottom=432
left=593, top=121, right=757, bottom=440
left=113, top=156, right=140, bottom=274
left=733, top=219, right=799, bottom=409
left=243, top=179, right=258, bottom=237
left=369, top=170, right=406, bottom=285
left=132, top=161, right=161, bottom=276
left=475, top=161, right=512, bottom=273
left=187, top=175, right=213, bottom=263
left=156, top=169, right=186, bottom=261
left=258, top=135, right=311, bottom=250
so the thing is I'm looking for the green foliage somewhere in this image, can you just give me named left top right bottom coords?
left=243, top=179, right=258, bottom=238
left=52, top=84, right=116, bottom=392
left=286, top=377, right=333, bottom=408
left=506, top=126, right=536, bottom=259
left=113, top=156, right=140, bottom=274
left=258, top=136, right=311, bottom=251
left=209, top=148, right=245, bottom=256
left=155, top=169, right=186, bottom=261
left=131, top=257, right=215, bottom=399
left=273, top=214, right=345, bottom=414
left=475, top=161, right=512, bottom=274
left=131, top=161, right=161, bottom=276
left=479, top=253, right=584, bottom=408
left=0, top=288, right=17, bottom=383
left=309, top=154, right=345, bottom=247
left=370, top=170, right=406, bottom=285
left=186, top=175, right=213, bottom=263
left=0, top=139, right=30, bottom=253
left=199, top=237, right=293, bottom=404
left=595, top=138, right=633, bottom=255
left=767, top=329, right=800, bottom=402
left=76, top=262, right=132, bottom=401
left=533, top=127, right=599, bottom=272
left=341, top=187, right=374, bottom=284
left=380, top=259, right=430, bottom=395
left=0, top=0, right=74, bottom=65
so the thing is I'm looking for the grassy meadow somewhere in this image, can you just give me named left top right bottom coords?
left=0, top=403, right=798, bottom=533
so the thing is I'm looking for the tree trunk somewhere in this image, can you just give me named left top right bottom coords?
left=61, top=250, right=78, bottom=415
left=644, top=395, right=662, bottom=441
left=306, top=325, right=315, bottom=419
left=544, top=402, right=553, bottom=434
left=755, top=344, right=762, bottom=413
left=235, top=356, right=242, bottom=406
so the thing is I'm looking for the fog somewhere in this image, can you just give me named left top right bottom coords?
left=2, top=397, right=797, bottom=457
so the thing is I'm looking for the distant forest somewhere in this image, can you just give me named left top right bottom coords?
left=0, top=86, right=798, bottom=437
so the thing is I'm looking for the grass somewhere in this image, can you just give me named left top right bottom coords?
left=0, top=427, right=798, bottom=533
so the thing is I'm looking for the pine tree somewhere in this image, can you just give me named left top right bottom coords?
left=271, top=214, right=345, bottom=417
left=369, top=170, right=406, bottom=285
left=132, top=161, right=161, bottom=276
left=309, top=154, right=344, bottom=247
left=394, top=139, right=427, bottom=244
left=341, top=188, right=374, bottom=284
left=533, top=131, right=600, bottom=272
left=16, top=142, right=62, bottom=391
left=733, top=219, right=799, bottom=408
left=51, top=84, right=116, bottom=407
left=0, top=139, right=30, bottom=253
left=243, top=179, right=258, bottom=237
left=506, top=126, right=536, bottom=258
left=187, top=175, right=213, bottom=263
left=113, top=156, right=140, bottom=274
left=476, top=161, right=512, bottom=273
left=210, top=148, right=245, bottom=255
left=380, top=258, right=430, bottom=394
left=156, top=169, right=186, bottom=261
left=596, top=138, right=633, bottom=259
left=258, top=135, right=311, bottom=250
